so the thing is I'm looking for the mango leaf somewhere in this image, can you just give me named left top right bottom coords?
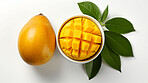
left=105, top=17, right=135, bottom=34
left=78, top=1, right=101, bottom=21
left=85, top=55, right=102, bottom=80
left=105, top=31, right=134, bottom=57
left=101, top=43, right=121, bottom=72
left=101, top=5, right=108, bottom=22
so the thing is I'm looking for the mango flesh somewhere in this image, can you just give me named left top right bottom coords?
left=59, top=17, right=102, bottom=60
left=18, top=14, right=55, bottom=65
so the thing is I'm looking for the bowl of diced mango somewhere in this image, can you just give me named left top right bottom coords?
left=57, top=15, right=105, bottom=64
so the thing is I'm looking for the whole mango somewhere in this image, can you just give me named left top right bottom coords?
left=18, top=14, right=55, bottom=65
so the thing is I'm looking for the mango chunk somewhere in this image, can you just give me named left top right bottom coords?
left=60, top=38, right=72, bottom=49
left=82, top=32, right=92, bottom=41
left=87, top=51, right=95, bottom=57
left=63, top=20, right=74, bottom=30
left=81, top=41, right=90, bottom=51
left=66, top=53, right=73, bottom=59
left=77, top=51, right=87, bottom=60
left=83, top=19, right=94, bottom=32
left=74, top=18, right=82, bottom=30
left=62, top=48, right=66, bottom=53
left=82, top=18, right=86, bottom=24
left=89, top=43, right=100, bottom=52
left=91, top=25, right=101, bottom=35
left=92, top=35, right=101, bottom=43
left=66, top=48, right=72, bottom=54
left=60, top=39, right=65, bottom=48
left=64, top=29, right=73, bottom=37
left=72, top=50, right=79, bottom=58
left=72, top=39, right=80, bottom=50
left=95, top=45, right=100, bottom=52
left=73, top=30, right=81, bottom=39
left=65, top=48, right=73, bottom=59
left=60, top=30, right=65, bottom=38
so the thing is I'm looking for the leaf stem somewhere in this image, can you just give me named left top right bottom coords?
left=98, top=21, right=105, bottom=26
left=98, top=20, right=107, bottom=31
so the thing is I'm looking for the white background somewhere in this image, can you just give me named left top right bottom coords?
left=0, top=0, right=148, bottom=83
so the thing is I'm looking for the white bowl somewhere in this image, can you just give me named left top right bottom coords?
left=56, top=15, right=105, bottom=64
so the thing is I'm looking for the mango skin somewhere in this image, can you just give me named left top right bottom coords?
left=18, top=14, right=55, bottom=65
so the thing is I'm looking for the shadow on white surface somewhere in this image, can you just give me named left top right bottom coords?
left=31, top=47, right=64, bottom=81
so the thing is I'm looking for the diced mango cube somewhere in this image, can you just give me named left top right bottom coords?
left=95, top=45, right=100, bottom=52
left=87, top=51, right=95, bottom=58
left=74, top=18, right=82, bottom=23
left=66, top=48, right=72, bottom=54
left=64, top=29, right=73, bottom=37
left=62, top=48, right=66, bottom=53
left=78, top=51, right=87, bottom=60
left=63, top=20, right=74, bottom=30
left=92, top=35, right=101, bottom=43
left=74, top=18, right=82, bottom=30
left=60, top=30, right=65, bottom=38
left=62, top=38, right=72, bottom=49
left=91, top=25, right=101, bottom=35
left=60, top=39, right=65, bottom=48
left=72, top=50, right=79, bottom=58
left=72, top=39, right=80, bottom=50
left=73, top=30, right=81, bottom=39
left=66, top=53, right=73, bottom=59
left=83, top=19, right=94, bottom=32
left=81, top=41, right=90, bottom=51
left=82, top=18, right=86, bottom=24
left=82, top=32, right=92, bottom=41
left=89, top=43, right=100, bottom=52
left=65, top=20, right=74, bottom=29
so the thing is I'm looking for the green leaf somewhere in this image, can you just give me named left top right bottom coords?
left=101, top=5, right=108, bottom=22
left=105, top=31, right=134, bottom=57
left=78, top=1, right=101, bottom=20
left=85, top=55, right=102, bottom=80
left=101, top=43, right=121, bottom=72
left=105, top=17, right=135, bottom=34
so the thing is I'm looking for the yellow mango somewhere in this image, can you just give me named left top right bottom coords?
left=59, top=17, right=102, bottom=61
left=18, top=14, right=55, bottom=65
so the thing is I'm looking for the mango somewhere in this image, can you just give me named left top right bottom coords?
left=18, top=14, right=55, bottom=65
left=59, top=17, right=102, bottom=60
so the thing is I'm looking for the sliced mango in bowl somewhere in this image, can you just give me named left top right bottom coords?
left=58, top=17, right=102, bottom=61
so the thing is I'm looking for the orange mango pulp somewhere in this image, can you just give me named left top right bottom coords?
left=59, top=17, right=102, bottom=60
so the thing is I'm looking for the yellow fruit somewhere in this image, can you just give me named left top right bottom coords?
left=18, top=14, right=55, bottom=65
left=59, top=17, right=102, bottom=60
